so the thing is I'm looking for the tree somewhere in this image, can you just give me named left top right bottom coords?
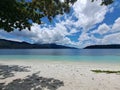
left=91, top=0, right=114, bottom=5
left=0, top=0, right=114, bottom=32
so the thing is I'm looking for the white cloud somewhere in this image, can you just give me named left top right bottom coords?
left=78, top=32, right=102, bottom=48
left=112, top=17, right=120, bottom=32
left=101, top=17, right=120, bottom=44
left=92, top=17, right=120, bottom=35
left=102, top=32, right=120, bottom=44
left=73, top=0, right=107, bottom=31
left=0, top=29, right=22, bottom=42
left=0, top=0, right=114, bottom=48
left=78, top=32, right=90, bottom=42
left=85, top=17, right=120, bottom=46
left=92, top=23, right=110, bottom=35
left=69, top=29, right=78, bottom=34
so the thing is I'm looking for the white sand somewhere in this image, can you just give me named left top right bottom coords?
left=0, top=60, right=120, bottom=90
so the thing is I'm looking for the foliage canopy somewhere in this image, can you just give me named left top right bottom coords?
left=0, top=0, right=114, bottom=32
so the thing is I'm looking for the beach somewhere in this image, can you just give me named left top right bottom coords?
left=0, top=60, right=120, bottom=90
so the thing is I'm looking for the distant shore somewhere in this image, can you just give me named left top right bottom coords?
left=0, top=60, right=120, bottom=90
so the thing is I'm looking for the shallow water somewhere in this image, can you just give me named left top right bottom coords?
left=0, top=49, right=120, bottom=63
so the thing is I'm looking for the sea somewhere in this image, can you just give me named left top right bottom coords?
left=0, top=49, right=120, bottom=63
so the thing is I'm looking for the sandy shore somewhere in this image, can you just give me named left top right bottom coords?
left=0, top=60, right=120, bottom=90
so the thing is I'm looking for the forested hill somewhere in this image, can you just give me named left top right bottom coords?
left=0, top=39, right=76, bottom=49
left=84, top=44, right=120, bottom=49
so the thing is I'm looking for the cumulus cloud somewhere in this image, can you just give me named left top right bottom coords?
left=92, top=23, right=110, bottom=35
left=101, top=17, right=120, bottom=44
left=92, top=17, right=120, bottom=35
left=73, top=0, right=107, bottom=31
left=89, top=17, right=120, bottom=46
left=112, top=17, right=120, bottom=32
left=102, top=33, right=120, bottom=44
left=1, top=0, right=118, bottom=48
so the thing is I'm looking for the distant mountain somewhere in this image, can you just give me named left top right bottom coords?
left=0, top=39, right=76, bottom=49
left=84, top=44, right=120, bottom=49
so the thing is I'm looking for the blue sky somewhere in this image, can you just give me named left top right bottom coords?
left=0, top=0, right=120, bottom=48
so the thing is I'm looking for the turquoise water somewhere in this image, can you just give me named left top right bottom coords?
left=0, top=55, right=120, bottom=63
left=0, top=49, right=120, bottom=63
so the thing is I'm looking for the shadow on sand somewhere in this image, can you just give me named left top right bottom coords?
left=0, top=64, right=30, bottom=79
left=0, top=65, right=64, bottom=90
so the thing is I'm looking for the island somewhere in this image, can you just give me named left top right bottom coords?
left=0, top=39, right=76, bottom=49
left=84, top=44, right=120, bottom=49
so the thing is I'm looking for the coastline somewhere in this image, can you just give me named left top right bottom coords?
left=0, top=60, right=120, bottom=90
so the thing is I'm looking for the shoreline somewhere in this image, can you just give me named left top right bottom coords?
left=0, top=60, right=120, bottom=90
left=0, top=55, right=120, bottom=64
